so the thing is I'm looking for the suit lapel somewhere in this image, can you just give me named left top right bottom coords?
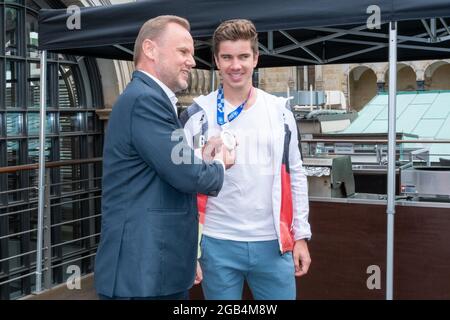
left=133, top=71, right=181, bottom=127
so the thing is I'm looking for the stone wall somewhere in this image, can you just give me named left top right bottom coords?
left=349, top=69, right=377, bottom=111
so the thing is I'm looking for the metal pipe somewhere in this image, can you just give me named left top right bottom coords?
left=386, top=22, right=397, bottom=300
left=210, top=68, right=215, bottom=91
left=0, top=207, right=38, bottom=218
left=50, top=252, right=97, bottom=269
left=36, top=50, right=47, bottom=293
left=268, top=31, right=274, bottom=52
left=0, top=186, right=38, bottom=195
left=0, top=228, right=38, bottom=241
left=49, top=176, right=102, bottom=188
left=0, top=272, right=37, bottom=287
left=300, top=139, right=450, bottom=144
left=0, top=157, right=102, bottom=174
left=440, top=18, right=450, bottom=36
left=431, top=18, right=437, bottom=42
left=51, top=233, right=101, bottom=249
left=304, top=66, right=308, bottom=90
left=43, top=172, right=52, bottom=290
left=0, top=250, right=38, bottom=263
left=50, top=195, right=102, bottom=208
left=50, top=213, right=102, bottom=228
left=421, top=19, right=433, bottom=39
left=46, top=190, right=102, bottom=203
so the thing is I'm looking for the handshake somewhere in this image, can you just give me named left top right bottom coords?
left=202, top=131, right=237, bottom=170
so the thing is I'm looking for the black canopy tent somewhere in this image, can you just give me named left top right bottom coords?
left=39, top=0, right=450, bottom=67
left=36, top=0, right=450, bottom=299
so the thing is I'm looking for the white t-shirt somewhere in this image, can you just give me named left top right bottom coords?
left=203, top=92, right=278, bottom=241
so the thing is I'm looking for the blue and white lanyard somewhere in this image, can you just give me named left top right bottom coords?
left=216, top=85, right=252, bottom=126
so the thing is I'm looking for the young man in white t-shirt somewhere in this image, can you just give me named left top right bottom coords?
left=181, top=19, right=311, bottom=300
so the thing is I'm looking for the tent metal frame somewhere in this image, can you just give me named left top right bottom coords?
left=86, top=19, right=450, bottom=66
left=256, top=21, right=450, bottom=65
left=386, top=21, right=397, bottom=300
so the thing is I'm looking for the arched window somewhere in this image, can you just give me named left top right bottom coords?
left=1, top=0, right=103, bottom=299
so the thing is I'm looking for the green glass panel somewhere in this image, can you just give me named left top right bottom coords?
left=6, top=113, right=22, bottom=136
left=364, top=120, right=387, bottom=133
left=26, top=13, right=39, bottom=58
left=5, top=7, right=19, bottom=56
left=412, top=119, right=445, bottom=137
left=6, top=61, right=19, bottom=108
left=435, top=117, right=450, bottom=139
left=376, top=94, right=417, bottom=120
left=423, top=92, right=450, bottom=119
left=397, top=105, right=428, bottom=134
left=411, top=93, right=438, bottom=105
left=343, top=104, right=384, bottom=133
left=27, top=113, right=54, bottom=135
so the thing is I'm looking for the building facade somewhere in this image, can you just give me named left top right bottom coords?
left=1, top=0, right=105, bottom=299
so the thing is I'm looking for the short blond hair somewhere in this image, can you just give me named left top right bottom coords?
left=133, top=15, right=190, bottom=66
left=213, top=19, right=259, bottom=57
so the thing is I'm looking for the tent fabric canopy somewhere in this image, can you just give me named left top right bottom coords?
left=38, top=0, right=450, bottom=68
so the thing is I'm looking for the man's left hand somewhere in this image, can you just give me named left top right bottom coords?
left=194, top=261, right=203, bottom=285
left=292, top=239, right=311, bottom=277
left=202, top=136, right=222, bottom=162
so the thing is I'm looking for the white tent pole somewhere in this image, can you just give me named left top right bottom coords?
left=36, top=50, right=47, bottom=293
left=210, top=68, right=215, bottom=91
left=386, top=21, right=397, bottom=301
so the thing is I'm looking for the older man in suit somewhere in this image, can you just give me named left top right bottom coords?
left=94, top=15, right=233, bottom=300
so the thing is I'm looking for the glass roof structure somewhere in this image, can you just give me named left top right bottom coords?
left=342, top=91, right=450, bottom=162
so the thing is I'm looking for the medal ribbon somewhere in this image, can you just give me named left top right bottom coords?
left=216, top=85, right=252, bottom=126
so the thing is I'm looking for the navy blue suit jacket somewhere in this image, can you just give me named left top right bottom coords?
left=94, top=71, right=224, bottom=297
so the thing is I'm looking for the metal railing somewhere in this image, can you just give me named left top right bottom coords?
left=0, top=158, right=102, bottom=299
left=300, top=138, right=450, bottom=164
